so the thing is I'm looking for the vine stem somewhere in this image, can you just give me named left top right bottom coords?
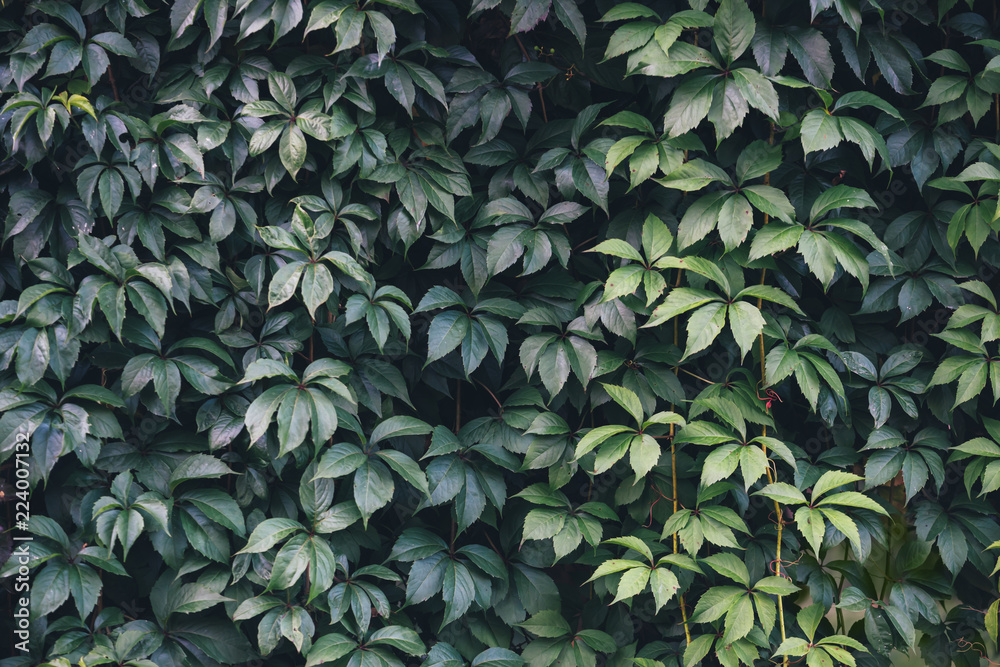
left=879, top=477, right=896, bottom=600
left=107, top=64, right=121, bottom=102
left=668, top=268, right=691, bottom=646
left=672, top=410, right=691, bottom=646
left=512, top=33, right=531, bottom=61
left=759, top=121, right=788, bottom=667
left=474, top=378, right=502, bottom=414
left=835, top=547, right=852, bottom=633
left=761, top=391, right=788, bottom=667
left=512, top=34, right=548, bottom=122
left=677, top=367, right=715, bottom=385
left=772, top=490, right=787, bottom=640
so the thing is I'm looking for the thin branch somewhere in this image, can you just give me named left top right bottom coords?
left=475, top=378, right=503, bottom=414
left=536, top=82, right=548, bottom=123
left=107, top=63, right=121, bottom=102
left=512, top=33, right=531, bottom=61
left=677, top=367, right=715, bottom=385
left=511, top=34, right=547, bottom=122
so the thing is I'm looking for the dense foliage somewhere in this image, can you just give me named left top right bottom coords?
left=5, top=0, right=1000, bottom=665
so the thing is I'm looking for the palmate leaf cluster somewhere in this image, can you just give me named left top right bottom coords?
left=4, top=0, right=1000, bottom=666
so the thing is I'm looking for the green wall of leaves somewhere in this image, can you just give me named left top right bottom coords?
left=2, top=0, right=1000, bottom=665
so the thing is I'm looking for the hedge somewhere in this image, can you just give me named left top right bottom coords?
left=2, top=0, right=1000, bottom=666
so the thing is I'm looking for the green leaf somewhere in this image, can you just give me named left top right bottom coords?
left=721, top=593, right=754, bottom=644
left=937, top=522, right=968, bottom=575
left=522, top=508, right=566, bottom=543
left=785, top=25, right=834, bottom=87
left=754, top=483, right=807, bottom=505
left=743, top=185, right=794, bottom=223
left=683, top=302, right=727, bottom=359
left=809, top=185, right=877, bottom=222
left=370, top=416, right=433, bottom=444
left=267, top=261, right=307, bottom=308
left=795, top=507, right=827, bottom=555
left=472, top=648, right=524, bottom=667
left=599, top=3, right=660, bottom=21
left=664, top=77, right=718, bottom=138
left=354, top=459, right=395, bottom=525
left=953, top=437, right=1000, bottom=458
left=816, top=492, right=888, bottom=515
left=369, top=625, right=426, bottom=655
left=954, top=361, right=988, bottom=407
left=811, top=471, right=863, bottom=500
left=703, top=553, right=750, bottom=586
left=179, top=489, right=244, bottom=536
left=440, top=560, right=476, bottom=627
left=869, top=386, right=892, bottom=428
left=602, top=383, right=644, bottom=423
left=31, top=564, right=71, bottom=619
left=377, top=449, right=430, bottom=497
left=819, top=507, right=862, bottom=552
left=603, top=136, right=647, bottom=178
left=587, top=558, right=646, bottom=582
left=237, top=518, right=304, bottom=554
left=774, top=638, right=810, bottom=657
left=728, top=301, right=765, bottom=358
left=649, top=567, right=680, bottom=611
left=798, top=231, right=838, bottom=288
left=300, top=263, right=334, bottom=318
left=314, top=443, right=366, bottom=479
left=834, top=90, right=903, bottom=119
left=575, top=425, right=634, bottom=459
left=718, top=193, right=754, bottom=251
left=164, top=134, right=205, bottom=177
left=169, top=454, right=233, bottom=491
left=604, top=22, right=657, bottom=60
left=644, top=288, right=722, bottom=329
left=279, top=125, right=307, bottom=179
left=604, top=535, right=654, bottom=562
left=602, top=264, right=645, bottom=302
left=517, top=610, right=571, bottom=638
left=641, top=213, right=674, bottom=261
left=800, top=110, right=842, bottom=156
left=630, top=433, right=660, bottom=478
left=733, top=69, right=779, bottom=121
left=749, top=223, right=803, bottom=260
left=754, top=576, right=799, bottom=595
left=590, top=238, right=643, bottom=262
left=684, top=634, right=716, bottom=667
left=306, top=634, right=357, bottom=667
left=735, top=284, right=805, bottom=315
left=612, top=566, right=651, bottom=604
left=714, top=0, right=755, bottom=64
left=426, top=311, right=470, bottom=365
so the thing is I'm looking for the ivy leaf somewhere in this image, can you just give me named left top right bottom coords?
left=426, top=311, right=470, bottom=365
left=714, top=0, right=755, bottom=64
left=279, top=125, right=307, bottom=179
left=517, top=610, right=571, bottom=638
left=354, top=459, right=395, bottom=526
left=785, top=26, right=834, bottom=87
left=603, top=383, right=644, bottom=423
